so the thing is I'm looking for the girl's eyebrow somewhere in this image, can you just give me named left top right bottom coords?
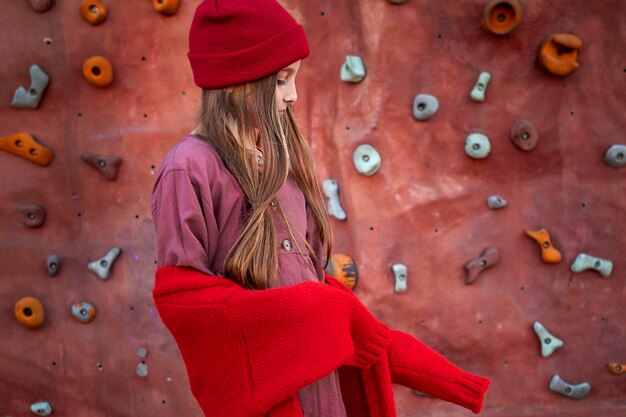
left=280, top=67, right=296, bottom=73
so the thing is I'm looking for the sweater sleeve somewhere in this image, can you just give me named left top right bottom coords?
left=153, top=266, right=391, bottom=416
left=386, top=330, right=490, bottom=414
left=324, top=274, right=490, bottom=414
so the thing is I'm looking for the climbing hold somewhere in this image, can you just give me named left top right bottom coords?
left=481, top=0, right=522, bottom=35
left=47, top=255, right=61, bottom=277
left=0, top=132, right=54, bottom=167
left=325, top=253, right=358, bottom=290
left=391, top=263, right=408, bottom=293
left=11, top=65, right=50, bottom=109
left=464, top=247, right=499, bottom=285
left=88, top=246, right=122, bottom=280
left=136, top=361, right=149, bottom=377
left=604, top=144, right=626, bottom=168
left=322, top=179, right=347, bottom=221
left=83, top=56, right=114, bottom=87
left=486, top=195, right=507, bottom=209
left=412, top=94, right=439, bottom=121
left=353, top=144, right=381, bottom=175
left=549, top=375, right=590, bottom=399
left=70, top=301, right=97, bottom=323
left=524, top=228, right=562, bottom=263
left=81, top=152, right=122, bottom=180
left=464, top=133, right=491, bottom=159
left=533, top=321, right=564, bottom=357
left=30, top=401, right=53, bottom=416
left=19, top=204, right=46, bottom=228
left=29, top=0, right=55, bottom=13
left=470, top=72, right=491, bottom=102
left=608, top=361, right=625, bottom=375
left=137, top=347, right=148, bottom=359
left=538, top=34, right=582, bottom=76
left=80, top=0, right=108, bottom=25
left=14, top=297, right=45, bottom=329
left=570, top=253, right=613, bottom=277
left=153, top=0, right=181, bottom=16
left=510, top=120, right=539, bottom=151
left=340, top=56, right=366, bottom=83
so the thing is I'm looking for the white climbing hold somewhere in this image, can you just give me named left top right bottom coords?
left=412, top=94, right=439, bottom=121
left=391, top=263, right=408, bottom=293
left=136, top=361, right=148, bottom=378
left=604, top=144, right=626, bottom=168
left=549, top=375, right=591, bottom=400
left=465, top=133, right=491, bottom=159
left=30, top=402, right=52, bottom=416
left=87, top=246, right=122, bottom=280
left=570, top=253, right=613, bottom=277
left=340, top=55, right=366, bottom=83
left=533, top=321, right=564, bottom=357
left=353, top=144, right=381, bottom=176
left=322, top=179, right=347, bottom=221
left=12, top=65, right=50, bottom=109
left=470, top=71, right=492, bottom=102
left=486, top=195, right=507, bottom=209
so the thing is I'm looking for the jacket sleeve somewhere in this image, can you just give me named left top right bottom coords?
left=153, top=266, right=391, bottom=416
left=151, top=168, right=217, bottom=275
left=324, top=274, right=490, bottom=414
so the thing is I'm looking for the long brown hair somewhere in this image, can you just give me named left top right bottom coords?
left=196, top=73, right=332, bottom=290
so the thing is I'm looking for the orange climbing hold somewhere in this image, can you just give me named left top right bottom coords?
left=538, top=33, right=582, bottom=76
left=153, top=0, right=181, bottom=16
left=0, top=132, right=54, bottom=167
left=80, top=0, right=108, bottom=26
left=326, top=253, right=358, bottom=290
left=14, top=297, right=45, bottom=329
left=524, top=228, right=562, bottom=263
left=481, top=0, right=523, bottom=35
left=83, top=56, right=114, bottom=87
left=608, top=361, right=625, bottom=375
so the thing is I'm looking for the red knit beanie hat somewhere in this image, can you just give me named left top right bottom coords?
left=188, top=0, right=310, bottom=89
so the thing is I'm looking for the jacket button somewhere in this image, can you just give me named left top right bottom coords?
left=282, top=239, right=293, bottom=251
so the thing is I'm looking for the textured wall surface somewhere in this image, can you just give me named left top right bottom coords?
left=1, top=1, right=624, bottom=416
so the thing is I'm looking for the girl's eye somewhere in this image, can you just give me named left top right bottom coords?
left=277, top=79, right=287, bottom=86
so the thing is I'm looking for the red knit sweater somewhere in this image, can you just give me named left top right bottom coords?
left=152, top=266, right=490, bottom=416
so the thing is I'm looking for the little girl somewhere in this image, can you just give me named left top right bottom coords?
left=150, top=1, right=490, bottom=416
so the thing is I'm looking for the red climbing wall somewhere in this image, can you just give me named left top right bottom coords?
left=1, top=1, right=624, bottom=416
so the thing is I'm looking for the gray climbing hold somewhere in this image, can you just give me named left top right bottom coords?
left=11, top=65, right=50, bottom=109
left=571, top=253, right=613, bottom=277
left=486, top=195, right=507, bottom=209
left=604, top=144, right=626, bottom=168
left=340, top=55, right=366, bottom=83
left=30, top=401, right=52, bottom=416
left=47, top=255, right=61, bottom=277
left=70, top=301, right=97, bottom=323
left=532, top=321, right=563, bottom=357
left=412, top=94, right=439, bottom=121
left=470, top=72, right=491, bottom=102
left=465, top=133, right=491, bottom=159
left=137, top=347, right=148, bottom=359
left=353, top=144, right=381, bottom=176
left=322, top=179, right=347, bottom=221
left=88, top=246, right=122, bottom=280
left=391, top=263, right=408, bottom=293
left=549, top=375, right=591, bottom=400
left=136, top=361, right=148, bottom=377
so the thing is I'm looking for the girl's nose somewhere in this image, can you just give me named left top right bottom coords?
left=284, top=85, right=297, bottom=103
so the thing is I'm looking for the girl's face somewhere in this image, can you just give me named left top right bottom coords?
left=275, top=60, right=301, bottom=117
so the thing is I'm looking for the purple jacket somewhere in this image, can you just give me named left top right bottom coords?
left=151, top=134, right=347, bottom=417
